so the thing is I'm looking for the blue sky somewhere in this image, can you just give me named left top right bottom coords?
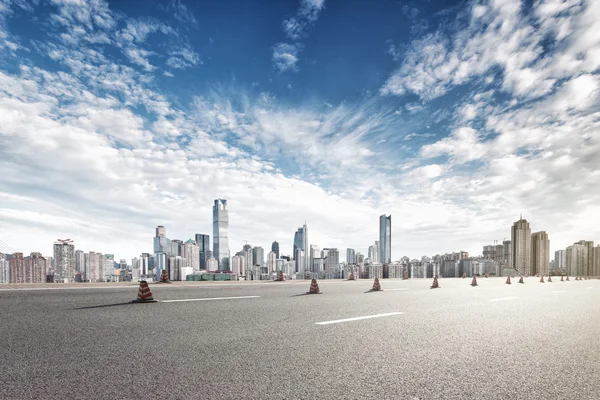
left=0, top=0, right=599, bottom=261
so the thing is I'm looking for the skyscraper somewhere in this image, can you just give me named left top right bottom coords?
left=531, top=231, right=550, bottom=276
left=195, top=234, right=210, bottom=270
left=9, top=252, right=24, bottom=284
left=252, top=246, right=264, bottom=267
left=374, top=241, right=380, bottom=263
left=184, top=239, right=200, bottom=273
left=75, top=250, right=84, bottom=273
left=325, top=248, right=339, bottom=270
left=271, top=241, right=280, bottom=259
left=346, top=248, right=356, bottom=264
left=53, top=239, right=75, bottom=283
left=511, top=217, right=531, bottom=276
left=213, top=199, right=230, bottom=271
left=566, top=244, right=586, bottom=277
left=368, top=245, right=376, bottom=262
left=379, top=215, right=391, bottom=264
left=554, top=250, right=566, bottom=271
left=293, top=223, right=309, bottom=273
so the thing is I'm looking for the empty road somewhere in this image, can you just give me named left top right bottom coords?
left=1, top=277, right=599, bottom=399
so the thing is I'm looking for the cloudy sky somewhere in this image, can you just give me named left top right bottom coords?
left=0, top=0, right=598, bottom=262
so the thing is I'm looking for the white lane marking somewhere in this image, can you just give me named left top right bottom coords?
left=316, top=312, right=404, bottom=325
left=553, top=290, right=567, bottom=293
left=161, top=295, right=260, bottom=303
left=587, top=287, right=593, bottom=289
left=488, top=296, right=519, bottom=302
left=384, top=288, right=409, bottom=291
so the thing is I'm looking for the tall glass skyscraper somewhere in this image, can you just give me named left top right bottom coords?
left=293, top=223, right=309, bottom=273
left=195, top=233, right=211, bottom=270
left=213, top=199, right=230, bottom=271
left=379, top=215, right=391, bottom=264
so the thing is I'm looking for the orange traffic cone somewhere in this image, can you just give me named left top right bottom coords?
left=540, top=275, right=545, bottom=283
left=566, top=275, right=570, bottom=281
left=370, top=277, right=382, bottom=291
left=548, top=275, right=552, bottom=282
left=430, top=275, right=440, bottom=289
left=471, top=276, right=478, bottom=286
left=462, top=272, right=466, bottom=278
left=518, top=276, right=524, bottom=284
left=506, top=276, right=511, bottom=285
left=159, top=269, right=169, bottom=283
left=276, top=270, right=284, bottom=281
left=403, top=271, right=409, bottom=280
left=133, top=281, right=158, bottom=303
left=560, top=275, right=564, bottom=282
left=307, top=279, right=322, bottom=294
left=484, top=273, right=488, bottom=278
left=348, top=272, right=355, bottom=281
left=575, top=276, right=579, bottom=281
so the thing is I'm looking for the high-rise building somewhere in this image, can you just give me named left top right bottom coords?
left=374, top=241, right=380, bottom=263
left=531, top=231, right=550, bottom=276
left=171, top=240, right=184, bottom=257
left=346, top=248, right=355, bottom=264
left=566, top=244, right=587, bottom=277
left=267, top=251, right=277, bottom=274
left=207, top=255, right=219, bottom=271
left=119, top=259, right=127, bottom=271
left=511, top=218, right=531, bottom=276
left=195, top=234, right=211, bottom=270
left=9, top=252, right=25, bottom=284
left=131, top=258, right=140, bottom=281
left=554, top=250, right=566, bottom=271
left=213, top=199, right=230, bottom=271
left=25, top=252, right=46, bottom=283
left=53, top=239, right=75, bottom=283
left=169, top=256, right=184, bottom=281
left=309, top=245, right=319, bottom=270
left=75, top=250, right=84, bottom=273
left=575, top=240, right=594, bottom=277
left=295, top=248, right=304, bottom=273
left=0, top=253, right=9, bottom=283
left=253, top=246, right=265, bottom=267
left=325, top=248, right=339, bottom=270
left=593, top=246, right=600, bottom=277
left=293, top=223, right=309, bottom=273
left=231, top=254, right=246, bottom=277
left=379, top=215, right=392, bottom=264
left=368, top=245, right=376, bottom=262
left=156, top=226, right=166, bottom=237
left=271, top=241, right=280, bottom=259
left=154, top=252, right=168, bottom=280
left=184, top=239, right=200, bottom=273
left=503, top=240, right=512, bottom=268
left=104, top=254, right=115, bottom=282
left=140, top=253, right=150, bottom=276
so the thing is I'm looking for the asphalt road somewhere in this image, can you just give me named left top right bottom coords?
left=1, top=277, right=599, bottom=400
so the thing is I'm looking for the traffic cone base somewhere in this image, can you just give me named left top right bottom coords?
left=518, top=276, right=524, bottom=284
left=430, top=275, right=440, bottom=289
left=133, top=281, right=158, bottom=303
left=470, top=276, right=478, bottom=286
left=506, top=276, right=511, bottom=285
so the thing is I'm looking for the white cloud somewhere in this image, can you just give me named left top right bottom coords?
left=282, top=0, right=326, bottom=39
left=166, top=46, right=200, bottom=69
left=272, top=43, right=300, bottom=72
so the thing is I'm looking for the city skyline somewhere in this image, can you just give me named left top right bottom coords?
left=1, top=0, right=599, bottom=263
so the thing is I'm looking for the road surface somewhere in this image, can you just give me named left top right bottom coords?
left=1, top=277, right=599, bottom=399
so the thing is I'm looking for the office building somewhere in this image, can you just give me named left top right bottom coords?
left=207, top=255, right=219, bottom=271
left=213, top=199, right=230, bottom=271
left=169, top=256, right=184, bottom=281
left=131, top=258, right=140, bottom=281
left=531, top=231, right=550, bottom=276
left=0, top=253, right=9, bottom=283
left=293, top=223, right=309, bottom=273
left=253, top=246, right=264, bottom=267
left=104, top=254, right=115, bottom=282
left=325, top=248, right=339, bottom=270
left=231, top=254, right=246, bottom=277
left=368, top=245, right=376, bottom=262
left=25, top=252, right=46, bottom=283
left=75, top=250, right=84, bottom=273
left=271, top=241, right=280, bottom=259
left=503, top=240, right=512, bottom=268
left=379, top=215, right=392, bottom=264
left=312, top=258, right=325, bottom=274
left=195, top=234, right=211, bottom=270
left=295, top=248, right=304, bottom=274
left=346, top=248, right=355, bottom=264
left=53, top=239, right=75, bottom=283
left=593, top=246, right=600, bottom=277
left=511, top=217, right=531, bottom=276
left=140, top=253, right=150, bottom=276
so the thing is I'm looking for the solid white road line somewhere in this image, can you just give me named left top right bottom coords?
left=384, top=288, right=409, bottom=291
left=488, top=296, right=519, bottom=302
left=161, top=295, right=260, bottom=303
left=316, top=312, right=404, bottom=325
left=553, top=290, right=567, bottom=293
left=0, top=286, right=136, bottom=291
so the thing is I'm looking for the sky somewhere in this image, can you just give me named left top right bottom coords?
left=0, top=0, right=599, bottom=262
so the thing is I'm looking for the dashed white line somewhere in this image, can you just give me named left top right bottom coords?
left=316, top=312, right=404, bottom=325
left=161, top=295, right=260, bottom=303
left=488, top=296, right=519, bottom=302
